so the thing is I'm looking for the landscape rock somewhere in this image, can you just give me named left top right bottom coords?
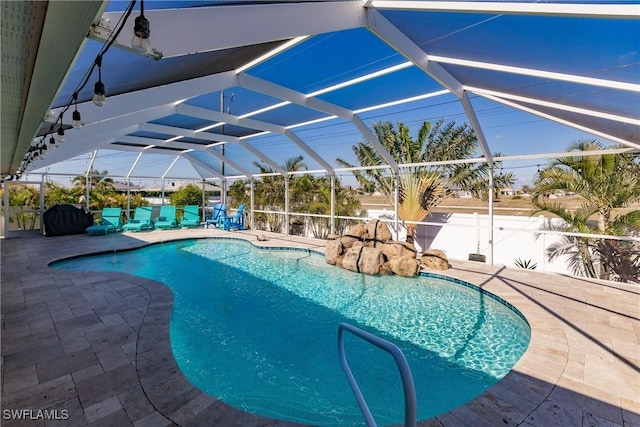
left=390, top=256, right=421, bottom=277
left=341, top=223, right=367, bottom=249
left=325, top=219, right=445, bottom=278
left=380, top=241, right=417, bottom=260
left=342, top=246, right=363, bottom=272
left=364, top=219, right=393, bottom=247
left=359, top=247, right=384, bottom=275
left=421, top=249, right=449, bottom=270
left=325, top=239, right=344, bottom=265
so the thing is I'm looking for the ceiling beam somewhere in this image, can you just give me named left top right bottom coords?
left=475, top=91, right=640, bottom=150
left=63, top=71, right=237, bottom=125
left=466, top=86, right=640, bottom=126
left=181, top=152, right=224, bottom=180
left=32, top=104, right=175, bottom=169
left=430, top=56, right=640, bottom=93
left=205, top=148, right=253, bottom=178
left=238, top=73, right=399, bottom=173
left=140, top=123, right=287, bottom=176
left=176, top=104, right=335, bottom=174
left=369, top=1, right=640, bottom=19
left=366, top=9, right=494, bottom=163
left=91, top=1, right=364, bottom=59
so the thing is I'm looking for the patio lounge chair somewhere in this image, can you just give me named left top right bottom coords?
left=180, top=205, right=201, bottom=228
left=154, top=205, right=178, bottom=230
left=122, top=206, right=154, bottom=232
left=205, top=203, right=226, bottom=228
left=86, top=207, right=122, bottom=236
left=223, top=204, right=246, bottom=231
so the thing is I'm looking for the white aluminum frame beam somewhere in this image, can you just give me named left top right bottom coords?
left=475, top=91, right=640, bottom=150
left=139, top=123, right=287, bottom=176
left=369, top=1, right=640, bottom=19
left=182, top=152, right=224, bottom=180
left=430, top=56, right=640, bottom=93
left=34, top=103, right=175, bottom=168
left=177, top=104, right=335, bottom=174
left=205, top=147, right=253, bottom=178
left=366, top=9, right=494, bottom=163
left=238, top=74, right=399, bottom=173
left=92, top=2, right=364, bottom=58
left=466, top=86, right=640, bottom=126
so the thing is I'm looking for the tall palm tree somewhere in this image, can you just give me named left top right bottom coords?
left=338, top=120, right=513, bottom=242
left=533, top=140, right=640, bottom=234
left=72, top=169, right=114, bottom=196
left=533, top=140, right=640, bottom=281
left=252, top=156, right=307, bottom=232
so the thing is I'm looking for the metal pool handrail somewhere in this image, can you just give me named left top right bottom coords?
left=337, top=322, right=417, bottom=427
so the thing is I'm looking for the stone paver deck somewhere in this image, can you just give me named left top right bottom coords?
left=1, top=228, right=638, bottom=426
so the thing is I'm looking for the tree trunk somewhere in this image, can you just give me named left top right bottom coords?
left=405, top=224, right=416, bottom=244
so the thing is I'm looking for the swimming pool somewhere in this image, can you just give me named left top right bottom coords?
left=53, top=238, right=530, bottom=426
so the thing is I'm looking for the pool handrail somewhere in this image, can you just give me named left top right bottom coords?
left=337, top=322, right=417, bottom=427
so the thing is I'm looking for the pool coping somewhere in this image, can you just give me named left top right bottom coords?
left=1, top=228, right=638, bottom=426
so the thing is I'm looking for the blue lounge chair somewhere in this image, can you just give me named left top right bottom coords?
left=86, top=207, right=122, bottom=236
left=223, top=204, right=246, bottom=231
left=180, top=205, right=201, bottom=228
left=155, top=205, right=178, bottom=230
left=205, top=203, right=226, bottom=228
left=122, top=206, right=154, bottom=232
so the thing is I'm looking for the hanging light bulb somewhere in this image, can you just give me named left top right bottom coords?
left=92, top=55, right=106, bottom=106
left=49, top=135, right=56, bottom=150
left=43, top=110, right=55, bottom=122
left=72, top=110, right=82, bottom=128
left=57, top=115, right=65, bottom=142
left=72, top=92, right=82, bottom=128
left=131, top=1, right=152, bottom=55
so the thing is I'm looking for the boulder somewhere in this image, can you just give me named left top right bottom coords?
left=380, top=241, right=417, bottom=261
left=359, top=247, right=384, bottom=275
left=342, top=246, right=363, bottom=273
left=341, top=246, right=384, bottom=275
left=341, top=223, right=367, bottom=248
left=364, top=219, right=393, bottom=247
left=325, top=239, right=344, bottom=265
left=326, top=233, right=341, bottom=241
left=421, top=249, right=449, bottom=270
left=379, top=261, right=393, bottom=275
left=390, top=256, right=421, bottom=277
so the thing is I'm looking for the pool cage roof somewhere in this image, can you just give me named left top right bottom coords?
left=1, top=0, right=639, bottom=182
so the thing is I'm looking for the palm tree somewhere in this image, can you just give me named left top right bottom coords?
left=397, top=171, right=446, bottom=243
left=533, top=140, right=640, bottom=281
left=338, top=120, right=513, bottom=242
left=533, top=140, right=640, bottom=233
left=71, top=169, right=114, bottom=197
left=252, top=156, right=307, bottom=232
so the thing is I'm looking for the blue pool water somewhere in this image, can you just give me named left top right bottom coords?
left=54, top=238, right=530, bottom=426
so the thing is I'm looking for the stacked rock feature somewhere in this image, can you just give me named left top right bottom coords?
left=325, top=219, right=448, bottom=277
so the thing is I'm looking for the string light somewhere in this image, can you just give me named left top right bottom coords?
left=72, top=92, right=82, bottom=128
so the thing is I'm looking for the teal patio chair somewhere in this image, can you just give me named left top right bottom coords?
left=86, top=207, right=122, bottom=236
left=155, top=205, right=178, bottom=230
left=122, top=206, right=154, bottom=232
left=205, top=203, right=226, bottom=228
left=223, top=204, right=246, bottom=231
left=180, top=205, right=201, bottom=228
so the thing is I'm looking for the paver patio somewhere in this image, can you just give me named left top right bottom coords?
left=1, top=228, right=638, bottom=426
